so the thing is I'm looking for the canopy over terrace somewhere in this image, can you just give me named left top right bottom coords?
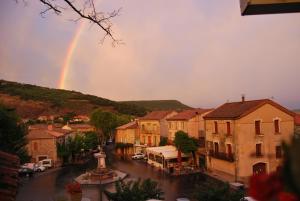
left=146, top=146, right=191, bottom=172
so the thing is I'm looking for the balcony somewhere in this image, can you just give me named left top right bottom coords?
left=250, top=152, right=264, bottom=158
left=209, top=150, right=235, bottom=162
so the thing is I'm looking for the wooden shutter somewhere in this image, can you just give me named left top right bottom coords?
left=255, top=120, right=261, bottom=135
left=274, top=120, right=279, bottom=133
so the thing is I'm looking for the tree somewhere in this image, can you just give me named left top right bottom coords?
left=104, top=178, right=164, bottom=201
left=193, top=182, right=244, bottom=201
left=63, top=111, right=76, bottom=123
left=25, top=0, right=121, bottom=44
left=83, top=131, right=99, bottom=150
left=159, top=137, right=168, bottom=146
left=90, top=109, right=130, bottom=144
left=0, top=104, right=29, bottom=163
left=174, top=131, right=197, bottom=167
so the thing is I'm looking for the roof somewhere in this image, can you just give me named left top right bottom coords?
left=28, top=128, right=71, bottom=139
left=0, top=151, right=19, bottom=201
left=66, top=124, right=94, bottom=129
left=295, top=114, right=300, bottom=126
left=204, top=99, right=295, bottom=120
left=139, top=111, right=175, bottom=120
left=146, top=145, right=188, bottom=159
left=117, top=121, right=138, bottom=130
left=167, top=108, right=212, bottom=121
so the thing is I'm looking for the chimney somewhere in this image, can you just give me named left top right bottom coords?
left=47, top=124, right=53, bottom=130
left=241, top=94, right=245, bottom=103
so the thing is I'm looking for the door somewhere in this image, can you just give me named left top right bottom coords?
left=148, top=136, right=152, bottom=146
left=253, top=162, right=267, bottom=175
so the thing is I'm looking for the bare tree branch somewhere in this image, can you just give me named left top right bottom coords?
left=37, top=0, right=121, bottom=44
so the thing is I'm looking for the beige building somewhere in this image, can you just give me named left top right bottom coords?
left=139, top=111, right=177, bottom=147
left=204, top=98, right=295, bottom=183
left=115, top=121, right=139, bottom=144
left=167, top=109, right=212, bottom=141
left=27, top=125, right=72, bottom=166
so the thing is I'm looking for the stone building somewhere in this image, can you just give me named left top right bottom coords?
left=203, top=98, right=295, bottom=183
left=139, top=111, right=177, bottom=147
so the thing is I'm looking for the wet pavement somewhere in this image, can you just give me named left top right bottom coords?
left=16, top=145, right=204, bottom=201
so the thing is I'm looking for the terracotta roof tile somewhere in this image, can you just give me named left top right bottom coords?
left=139, top=110, right=175, bottom=120
left=116, top=121, right=138, bottom=130
left=167, top=109, right=212, bottom=120
left=204, top=99, right=294, bottom=120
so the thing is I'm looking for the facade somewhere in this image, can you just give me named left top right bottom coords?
left=115, top=121, right=140, bottom=155
left=204, top=98, right=295, bottom=183
left=139, top=111, right=177, bottom=147
left=167, top=109, right=212, bottom=141
left=27, top=125, right=72, bottom=166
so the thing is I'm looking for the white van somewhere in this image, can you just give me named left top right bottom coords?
left=38, top=159, right=53, bottom=168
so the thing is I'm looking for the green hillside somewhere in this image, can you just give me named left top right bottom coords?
left=0, top=80, right=146, bottom=117
left=121, top=100, right=192, bottom=111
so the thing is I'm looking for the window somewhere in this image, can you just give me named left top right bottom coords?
left=227, top=144, right=232, bottom=157
left=214, top=121, right=218, bottom=134
left=214, top=142, right=219, bottom=154
left=181, top=122, right=184, bottom=130
left=274, top=119, right=280, bottom=133
left=226, top=122, right=231, bottom=135
left=256, top=144, right=262, bottom=157
left=276, top=146, right=282, bottom=158
left=168, top=122, right=171, bottom=129
left=33, top=142, right=38, bottom=151
left=255, top=120, right=261, bottom=135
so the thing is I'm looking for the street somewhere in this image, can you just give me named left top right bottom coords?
left=16, top=145, right=203, bottom=201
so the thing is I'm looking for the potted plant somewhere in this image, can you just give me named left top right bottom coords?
left=65, top=181, right=82, bottom=201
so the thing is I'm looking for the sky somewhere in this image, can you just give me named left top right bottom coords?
left=0, top=0, right=300, bottom=109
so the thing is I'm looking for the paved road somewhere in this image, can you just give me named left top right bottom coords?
left=16, top=146, right=203, bottom=201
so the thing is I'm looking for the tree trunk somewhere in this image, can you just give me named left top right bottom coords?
left=177, top=149, right=182, bottom=168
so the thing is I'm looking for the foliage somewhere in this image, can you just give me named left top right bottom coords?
left=65, top=182, right=82, bottom=194
left=174, top=131, right=197, bottom=154
left=0, top=104, right=29, bottom=163
left=0, top=80, right=146, bottom=116
left=193, top=181, right=244, bottom=201
left=63, top=112, right=76, bottom=123
left=83, top=131, right=99, bottom=150
left=104, top=178, right=164, bottom=201
left=90, top=109, right=131, bottom=143
left=249, top=136, right=300, bottom=201
left=159, top=137, right=168, bottom=146
left=121, top=100, right=191, bottom=111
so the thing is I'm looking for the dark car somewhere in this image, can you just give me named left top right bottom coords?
left=18, top=167, right=34, bottom=177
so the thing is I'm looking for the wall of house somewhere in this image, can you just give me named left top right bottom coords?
left=236, top=103, right=294, bottom=178
left=160, top=111, right=178, bottom=138
left=208, top=157, right=235, bottom=176
left=139, top=120, right=161, bottom=146
left=27, top=138, right=58, bottom=165
left=115, top=128, right=137, bottom=144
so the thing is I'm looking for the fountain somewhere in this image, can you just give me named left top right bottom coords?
left=75, top=147, right=127, bottom=185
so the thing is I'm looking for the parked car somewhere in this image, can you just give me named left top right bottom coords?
left=21, top=163, right=37, bottom=170
left=38, top=159, right=53, bottom=168
left=18, top=167, right=34, bottom=177
left=132, top=153, right=145, bottom=160
left=241, top=197, right=257, bottom=201
left=35, top=165, right=46, bottom=172
left=176, top=198, right=190, bottom=201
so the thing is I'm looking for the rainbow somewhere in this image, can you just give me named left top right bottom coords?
left=58, top=21, right=85, bottom=89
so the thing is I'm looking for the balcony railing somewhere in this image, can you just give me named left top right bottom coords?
left=209, top=150, right=235, bottom=162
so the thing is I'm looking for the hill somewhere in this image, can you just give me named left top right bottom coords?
left=120, top=100, right=192, bottom=111
left=0, top=80, right=146, bottom=118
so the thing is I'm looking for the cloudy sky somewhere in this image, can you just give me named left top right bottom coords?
left=0, top=0, right=300, bottom=109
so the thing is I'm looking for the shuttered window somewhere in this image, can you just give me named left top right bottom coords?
left=274, top=119, right=280, bottom=133
left=214, top=121, right=218, bottom=134
left=255, top=120, right=261, bottom=135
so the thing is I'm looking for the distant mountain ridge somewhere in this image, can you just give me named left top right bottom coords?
left=0, top=80, right=147, bottom=118
left=120, top=100, right=192, bottom=111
